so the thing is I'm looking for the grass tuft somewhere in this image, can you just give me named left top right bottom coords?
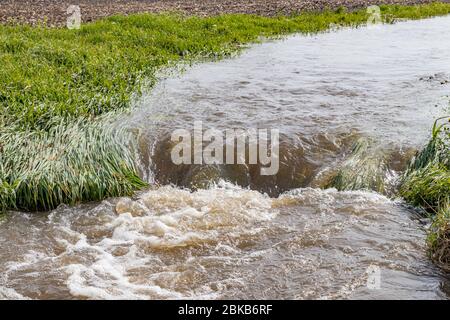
left=400, top=116, right=450, bottom=270
left=0, top=116, right=147, bottom=211
left=428, top=202, right=450, bottom=271
left=326, top=138, right=388, bottom=193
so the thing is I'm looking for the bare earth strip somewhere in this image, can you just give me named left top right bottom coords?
left=0, top=0, right=448, bottom=26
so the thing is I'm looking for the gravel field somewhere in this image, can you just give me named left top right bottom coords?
left=0, top=0, right=448, bottom=26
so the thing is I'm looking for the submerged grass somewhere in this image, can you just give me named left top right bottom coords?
left=0, top=117, right=147, bottom=212
left=2, top=3, right=450, bottom=211
left=400, top=116, right=450, bottom=270
left=326, top=137, right=388, bottom=193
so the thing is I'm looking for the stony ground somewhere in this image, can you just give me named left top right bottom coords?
left=0, top=0, right=448, bottom=26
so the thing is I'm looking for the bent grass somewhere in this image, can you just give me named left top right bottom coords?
left=326, top=137, right=388, bottom=193
left=400, top=116, right=450, bottom=270
left=0, top=117, right=146, bottom=211
left=2, top=3, right=450, bottom=211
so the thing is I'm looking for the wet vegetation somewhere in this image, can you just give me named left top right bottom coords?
left=326, top=137, right=388, bottom=193
left=400, top=116, right=450, bottom=270
left=2, top=3, right=450, bottom=212
left=0, top=116, right=146, bottom=212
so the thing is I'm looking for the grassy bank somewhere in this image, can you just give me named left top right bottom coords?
left=2, top=3, right=450, bottom=211
left=400, top=116, right=450, bottom=270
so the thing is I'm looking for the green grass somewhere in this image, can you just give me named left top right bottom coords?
left=0, top=116, right=147, bottom=211
left=400, top=116, right=450, bottom=270
left=3, top=3, right=450, bottom=129
left=326, top=137, right=388, bottom=193
left=2, top=3, right=450, bottom=211
left=427, top=202, right=450, bottom=269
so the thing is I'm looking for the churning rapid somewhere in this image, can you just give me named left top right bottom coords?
left=1, top=16, right=450, bottom=299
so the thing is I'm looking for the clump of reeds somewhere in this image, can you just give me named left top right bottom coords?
left=400, top=117, right=450, bottom=209
left=327, top=137, right=388, bottom=193
left=400, top=116, right=450, bottom=269
left=399, top=163, right=450, bottom=212
left=0, top=115, right=147, bottom=211
left=428, top=201, right=450, bottom=271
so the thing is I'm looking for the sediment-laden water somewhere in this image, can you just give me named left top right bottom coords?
left=1, top=16, right=450, bottom=299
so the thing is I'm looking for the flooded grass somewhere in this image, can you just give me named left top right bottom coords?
left=326, top=137, right=388, bottom=193
left=400, top=116, right=450, bottom=270
left=2, top=3, right=450, bottom=211
left=0, top=117, right=147, bottom=211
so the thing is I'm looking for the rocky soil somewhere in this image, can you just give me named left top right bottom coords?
left=0, top=0, right=448, bottom=27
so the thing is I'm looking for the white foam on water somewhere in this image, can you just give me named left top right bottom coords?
left=0, top=286, right=30, bottom=300
left=0, top=183, right=444, bottom=299
left=57, top=183, right=279, bottom=299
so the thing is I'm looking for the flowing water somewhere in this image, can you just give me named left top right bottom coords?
left=1, top=17, right=450, bottom=300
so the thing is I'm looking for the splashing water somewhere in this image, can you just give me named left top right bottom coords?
left=2, top=16, right=450, bottom=299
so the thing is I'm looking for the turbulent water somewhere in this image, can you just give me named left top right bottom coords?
left=2, top=16, right=450, bottom=300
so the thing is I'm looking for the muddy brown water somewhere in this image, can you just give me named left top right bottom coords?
left=1, top=17, right=450, bottom=299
